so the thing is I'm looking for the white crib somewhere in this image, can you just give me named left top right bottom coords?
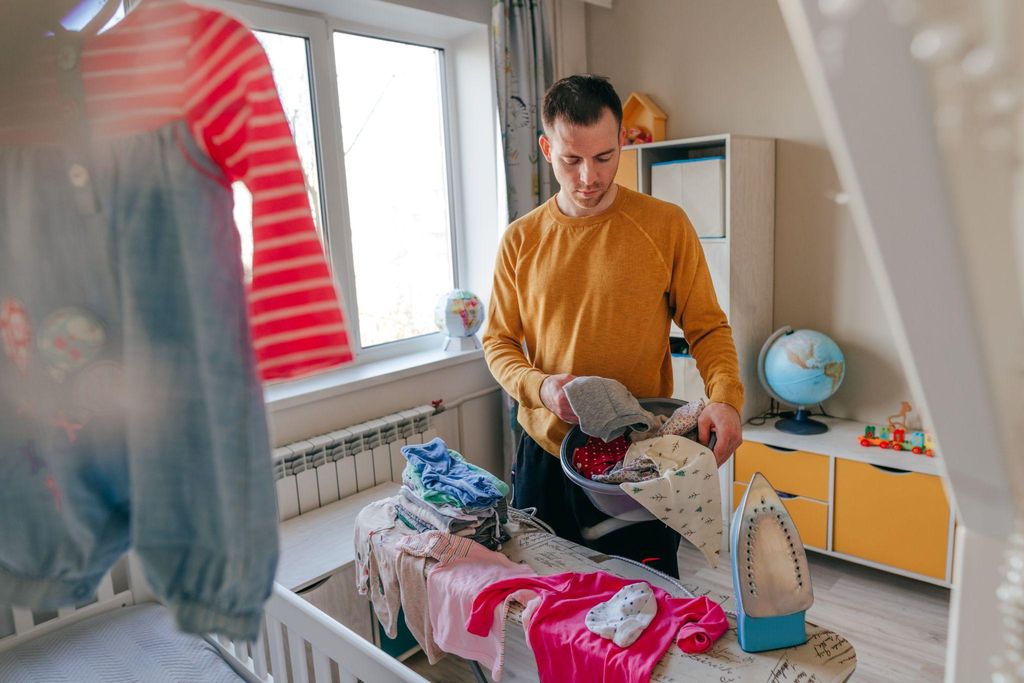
left=0, top=556, right=427, bottom=683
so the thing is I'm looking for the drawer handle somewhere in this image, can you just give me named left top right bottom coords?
left=297, top=575, right=332, bottom=594
left=869, top=464, right=912, bottom=475
left=776, top=490, right=797, bottom=499
left=762, top=444, right=797, bottom=453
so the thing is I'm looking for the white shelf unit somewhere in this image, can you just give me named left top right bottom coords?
left=622, top=134, right=776, bottom=422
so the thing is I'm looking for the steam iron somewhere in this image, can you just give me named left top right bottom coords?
left=730, top=472, right=814, bottom=652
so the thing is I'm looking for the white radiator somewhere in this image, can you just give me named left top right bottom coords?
left=272, top=405, right=437, bottom=521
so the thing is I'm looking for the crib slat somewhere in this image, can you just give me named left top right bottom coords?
left=311, top=649, right=331, bottom=683
left=231, top=638, right=247, bottom=664
left=266, top=616, right=288, bottom=683
left=252, top=626, right=270, bottom=680
left=95, top=574, right=114, bottom=601
left=337, top=667, right=357, bottom=683
left=287, top=628, right=310, bottom=683
left=12, top=608, right=33, bottom=635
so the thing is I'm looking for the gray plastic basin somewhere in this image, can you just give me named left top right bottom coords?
left=559, top=397, right=690, bottom=521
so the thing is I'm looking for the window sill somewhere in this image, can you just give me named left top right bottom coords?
left=264, top=347, right=486, bottom=411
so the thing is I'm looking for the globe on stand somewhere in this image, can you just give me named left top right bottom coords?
left=435, top=290, right=484, bottom=352
left=757, top=326, right=846, bottom=435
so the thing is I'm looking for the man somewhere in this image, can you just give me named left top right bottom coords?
left=483, top=75, right=743, bottom=577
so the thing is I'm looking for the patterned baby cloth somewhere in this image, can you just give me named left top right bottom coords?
left=658, top=399, right=706, bottom=437
left=585, top=581, right=658, bottom=647
left=572, top=435, right=630, bottom=479
left=591, top=454, right=660, bottom=484
left=619, top=436, right=722, bottom=568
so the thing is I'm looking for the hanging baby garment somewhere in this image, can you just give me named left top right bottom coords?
left=0, top=0, right=352, bottom=640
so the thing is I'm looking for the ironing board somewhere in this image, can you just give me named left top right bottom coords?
left=489, top=516, right=857, bottom=682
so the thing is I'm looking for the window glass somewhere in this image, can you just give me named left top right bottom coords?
left=334, top=32, right=454, bottom=347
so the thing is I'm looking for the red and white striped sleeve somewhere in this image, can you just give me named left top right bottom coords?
left=184, top=9, right=354, bottom=381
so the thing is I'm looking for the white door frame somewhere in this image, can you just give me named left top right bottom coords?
left=777, top=1, right=1019, bottom=680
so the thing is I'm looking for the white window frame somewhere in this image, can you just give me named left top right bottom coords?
left=210, top=0, right=473, bottom=365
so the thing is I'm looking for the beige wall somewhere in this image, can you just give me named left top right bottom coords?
left=585, top=0, right=913, bottom=423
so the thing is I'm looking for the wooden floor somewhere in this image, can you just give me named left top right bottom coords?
left=406, top=544, right=950, bottom=682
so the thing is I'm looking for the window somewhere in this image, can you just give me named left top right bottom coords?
left=215, top=0, right=499, bottom=371
left=334, top=33, right=455, bottom=347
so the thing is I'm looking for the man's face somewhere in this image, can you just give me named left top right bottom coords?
left=540, top=108, right=624, bottom=215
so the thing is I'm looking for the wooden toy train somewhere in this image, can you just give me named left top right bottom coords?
left=859, top=425, right=935, bottom=456
left=857, top=401, right=935, bottom=456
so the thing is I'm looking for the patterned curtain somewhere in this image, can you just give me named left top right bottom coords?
left=492, top=0, right=556, bottom=221
left=491, top=0, right=556, bottom=479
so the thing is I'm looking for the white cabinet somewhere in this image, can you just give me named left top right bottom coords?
left=623, top=134, right=775, bottom=421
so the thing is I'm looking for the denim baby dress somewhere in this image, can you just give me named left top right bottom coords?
left=0, top=1, right=351, bottom=641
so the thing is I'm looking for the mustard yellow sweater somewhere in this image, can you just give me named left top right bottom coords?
left=483, top=186, right=744, bottom=456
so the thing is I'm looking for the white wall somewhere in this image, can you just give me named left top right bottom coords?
left=268, top=357, right=504, bottom=475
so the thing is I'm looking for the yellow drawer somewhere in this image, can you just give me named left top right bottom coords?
left=615, top=148, right=638, bottom=191
left=833, top=459, right=949, bottom=580
left=734, top=441, right=829, bottom=501
left=733, top=482, right=828, bottom=550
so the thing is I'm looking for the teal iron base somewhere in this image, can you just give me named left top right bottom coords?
left=735, top=609, right=808, bottom=652
left=730, top=472, right=815, bottom=654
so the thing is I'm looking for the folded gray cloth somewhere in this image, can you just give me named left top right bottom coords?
left=563, top=376, right=659, bottom=442
left=628, top=414, right=668, bottom=443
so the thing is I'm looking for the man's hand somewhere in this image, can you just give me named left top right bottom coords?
left=698, top=402, right=743, bottom=467
left=540, top=374, right=579, bottom=424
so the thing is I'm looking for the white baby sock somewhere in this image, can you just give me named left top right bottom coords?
left=584, top=582, right=658, bottom=647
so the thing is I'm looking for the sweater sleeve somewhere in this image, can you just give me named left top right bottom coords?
left=185, top=11, right=353, bottom=381
left=672, top=596, right=730, bottom=654
left=668, top=209, right=744, bottom=413
left=481, top=227, right=548, bottom=410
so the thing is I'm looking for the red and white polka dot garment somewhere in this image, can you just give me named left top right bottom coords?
left=572, top=435, right=630, bottom=480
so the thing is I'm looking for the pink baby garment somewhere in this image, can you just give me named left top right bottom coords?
left=467, top=571, right=728, bottom=683
left=398, top=531, right=535, bottom=681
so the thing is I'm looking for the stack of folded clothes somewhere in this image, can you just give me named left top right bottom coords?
left=398, top=437, right=510, bottom=550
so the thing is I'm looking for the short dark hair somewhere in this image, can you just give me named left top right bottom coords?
left=542, top=74, right=622, bottom=131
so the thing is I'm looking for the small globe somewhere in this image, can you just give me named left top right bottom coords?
left=760, top=328, right=845, bottom=408
left=435, top=290, right=484, bottom=338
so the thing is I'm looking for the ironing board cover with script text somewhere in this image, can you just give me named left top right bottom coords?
left=499, top=518, right=856, bottom=682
